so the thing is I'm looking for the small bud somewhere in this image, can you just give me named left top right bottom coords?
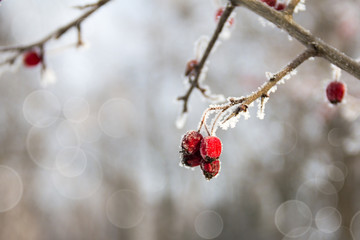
left=185, top=59, right=198, bottom=76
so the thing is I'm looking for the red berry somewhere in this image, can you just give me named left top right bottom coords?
left=201, top=159, right=221, bottom=180
left=200, top=136, right=222, bottom=161
left=23, top=51, right=41, bottom=67
left=185, top=59, right=198, bottom=76
left=182, top=153, right=202, bottom=167
left=275, top=3, right=286, bottom=11
left=261, top=0, right=277, bottom=7
left=326, top=81, right=346, bottom=104
left=215, top=7, right=234, bottom=26
left=181, top=130, right=203, bottom=155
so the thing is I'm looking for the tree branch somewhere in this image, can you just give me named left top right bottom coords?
left=177, top=2, right=235, bottom=113
left=230, top=0, right=360, bottom=80
left=0, top=0, right=111, bottom=54
left=198, top=48, right=316, bottom=134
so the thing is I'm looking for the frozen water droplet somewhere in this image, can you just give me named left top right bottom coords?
left=294, top=0, right=306, bottom=13
left=176, top=113, right=187, bottom=129
left=331, top=64, right=342, bottom=81
left=41, top=68, right=56, bottom=87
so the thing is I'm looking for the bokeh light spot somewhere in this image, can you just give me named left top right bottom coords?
left=275, top=200, right=312, bottom=238
left=315, top=207, right=341, bottom=233
left=0, top=166, right=23, bottom=212
left=63, top=97, right=90, bottom=123
left=98, top=98, right=135, bottom=138
left=106, top=190, right=145, bottom=229
left=56, top=147, right=87, bottom=178
left=194, top=210, right=223, bottom=239
left=23, top=90, right=61, bottom=128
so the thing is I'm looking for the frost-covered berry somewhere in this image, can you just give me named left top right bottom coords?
left=215, top=7, right=234, bottom=26
left=182, top=153, right=202, bottom=167
left=185, top=59, right=198, bottom=76
left=275, top=3, right=286, bottom=11
left=181, top=130, right=203, bottom=155
left=201, top=159, right=220, bottom=180
left=261, top=0, right=277, bottom=7
left=23, top=51, right=41, bottom=67
left=200, top=136, right=222, bottom=161
left=326, top=81, right=346, bottom=104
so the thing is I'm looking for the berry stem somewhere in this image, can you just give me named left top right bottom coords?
left=210, top=108, right=228, bottom=135
left=198, top=105, right=225, bottom=134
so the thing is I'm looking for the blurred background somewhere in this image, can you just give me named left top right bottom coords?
left=0, top=0, right=360, bottom=239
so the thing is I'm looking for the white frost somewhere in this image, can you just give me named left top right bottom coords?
left=176, top=112, right=187, bottom=129
left=265, top=72, right=273, bottom=80
left=194, top=36, right=210, bottom=61
left=268, top=85, right=277, bottom=94
left=209, top=94, right=226, bottom=103
left=294, top=0, right=306, bottom=13
left=257, top=97, right=269, bottom=120
left=331, top=64, right=342, bottom=81
left=41, top=68, right=57, bottom=88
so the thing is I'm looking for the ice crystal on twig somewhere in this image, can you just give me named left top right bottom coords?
left=176, top=112, right=188, bottom=129
left=294, top=0, right=306, bottom=13
left=331, top=64, right=342, bottom=81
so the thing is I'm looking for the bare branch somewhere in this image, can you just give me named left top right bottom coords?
left=0, top=0, right=111, bottom=54
left=178, top=2, right=236, bottom=113
left=199, top=48, right=316, bottom=133
left=230, top=0, right=360, bottom=80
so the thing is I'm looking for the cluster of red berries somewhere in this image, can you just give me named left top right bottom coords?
left=23, top=50, right=41, bottom=67
left=180, top=130, right=222, bottom=180
left=261, top=0, right=286, bottom=11
left=326, top=81, right=346, bottom=104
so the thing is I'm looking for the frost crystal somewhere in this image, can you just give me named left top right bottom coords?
left=294, top=0, right=306, bottom=13
left=41, top=68, right=57, bottom=87
left=220, top=113, right=240, bottom=130
left=176, top=112, right=187, bottom=129
left=257, top=97, right=269, bottom=120
left=331, top=64, right=342, bottom=81
left=194, top=36, right=210, bottom=60
left=209, top=94, right=226, bottom=103
left=268, top=85, right=277, bottom=94
left=265, top=72, right=273, bottom=80
left=241, top=110, right=250, bottom=120
left=220, top=26, right=231, bottom=40
left=258, top=17, right=275, bottom=28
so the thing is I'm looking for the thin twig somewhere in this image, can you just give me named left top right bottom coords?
left=284, top=0, right=301, bottom=16
left=230, top=0, right=360, bottom=80
left=178, top=2, right=236, bottom=113
left=0, top=0, right=111, bottom=55
left=200, top=48, right=316, bottom=132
